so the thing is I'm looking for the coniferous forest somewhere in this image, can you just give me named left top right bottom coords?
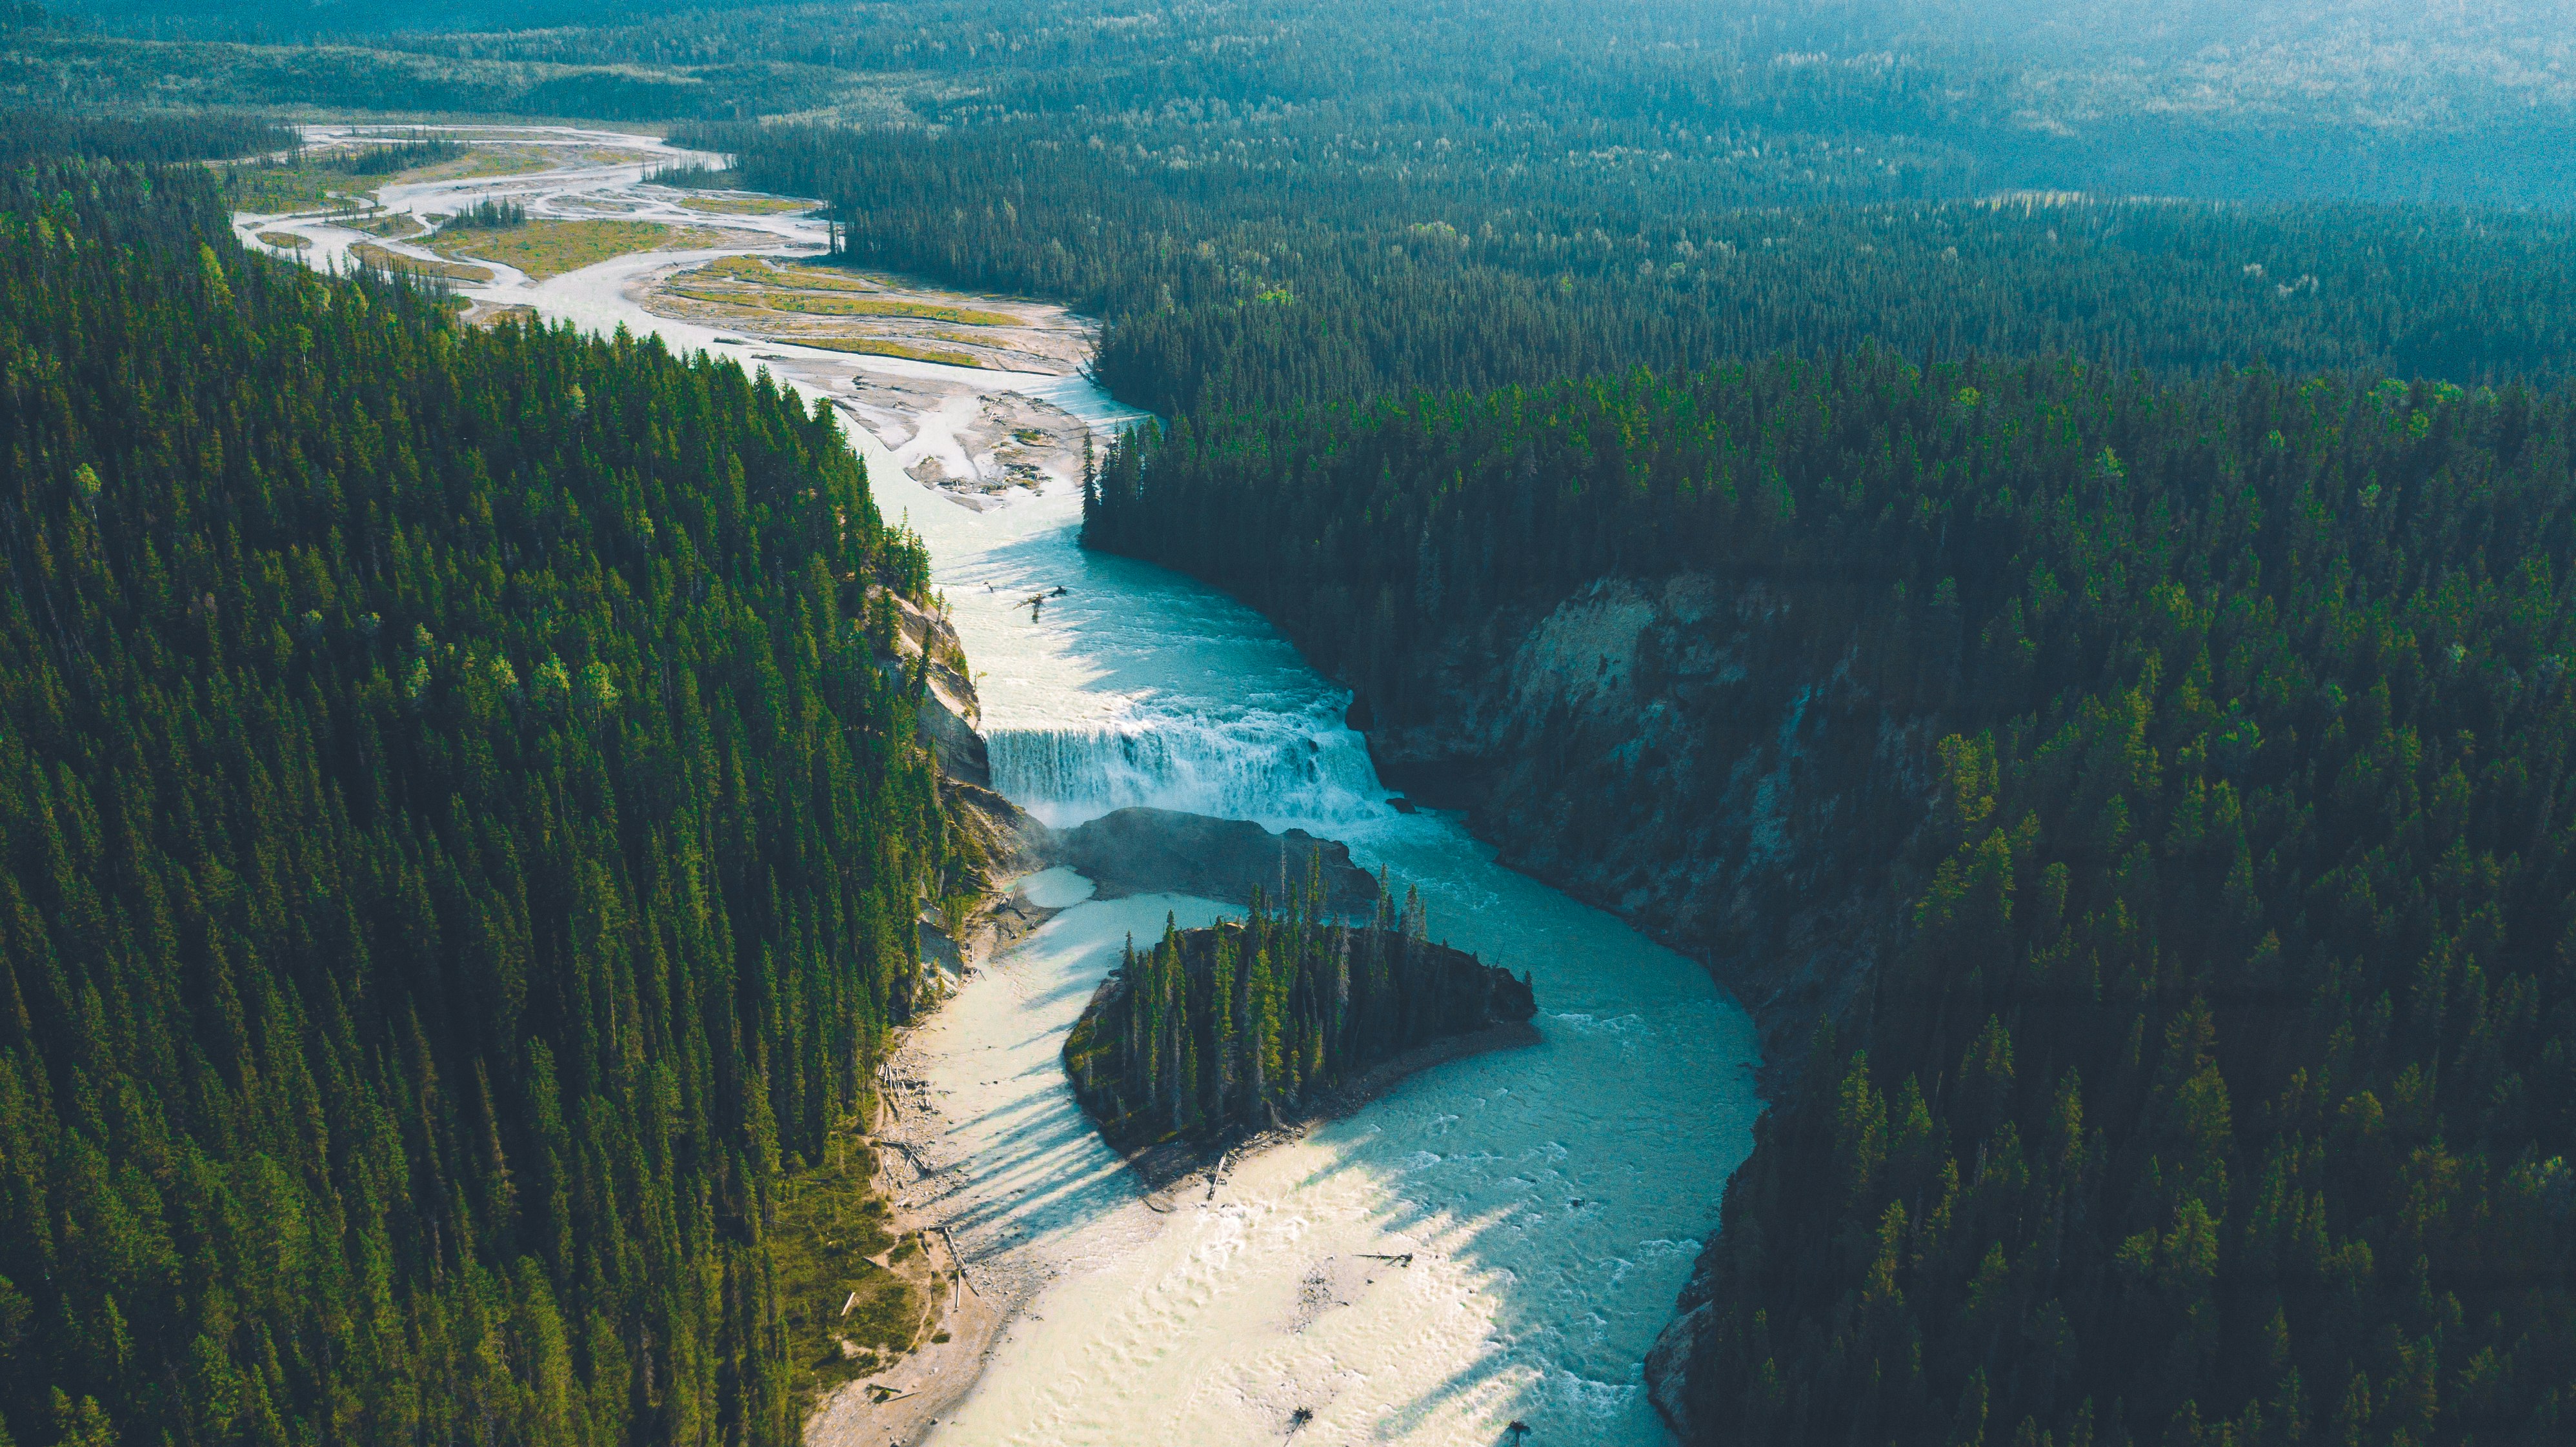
left=0, top=159, right=961, bottom=1447
left=1063, top=874, right=1536, bottom=1150
left=11, top=0, right=2576, bottom=1441
left=0, top=106, right=290, bottom=167
left=1085, top=359, right=2576, bottom=1441
left=709, top=119, right=2576, bottom=421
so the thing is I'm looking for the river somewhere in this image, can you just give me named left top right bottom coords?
left=241, top=128, right=1764, bottom=1446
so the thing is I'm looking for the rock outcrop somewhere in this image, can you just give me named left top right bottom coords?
left=878, top=585, right=990, bottom=787
left=1052, top=806, right=1380, bottom=914
left=879, top=587, right=1058, bottom=975
left=1359, top=573, right=1935, bottom=1074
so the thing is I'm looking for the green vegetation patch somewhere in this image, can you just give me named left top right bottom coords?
left=222, top=161, right=362, bottom=216
left=768, top=1122, right=922, bottom=1415
left=663, top=272, right=1022, bottom=329
left=765, top=293, right=1024, bottom=327
left=678, top=194, right=818, bottom=216
left=348, top=211, right=425, bottom=238
left=796, top=336, right=982, bottom=367
left=427, top=218, right=672, bottom=279
left=663, top=284, right=754, bottom=307
left=700, top=254, right=881, bottom=292
left=256, top=229, right=309, bottom=249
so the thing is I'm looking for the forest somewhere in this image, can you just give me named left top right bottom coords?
left=13, top=0, right=2575, bottom=201
left=714, top=114, right=2576, bottom=419
left=0, top=103, right=288, bottom=165
left=0, top=156, right=965, bottom=1447
left=6, top=0, right=2576, bottom=1440
left=1083, top=356, right=2576, bottom=1442
left=1063, top=871, right=1536, bottom=1150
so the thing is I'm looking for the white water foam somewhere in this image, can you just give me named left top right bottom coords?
left=988, top=716, right=1386, bottom=829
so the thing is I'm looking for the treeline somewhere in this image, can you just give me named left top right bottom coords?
left=708, top=117, right=2576, bottom=420
left=0, top=103, right=290, bottom=165
left=322, top=130, right=466, bottom=172
left=1064, top=871, right=1535, bottom=1149
left=446, top=196, right=527, bottom=229
left=16, top=0, right=2569, bottom=201
left=1083, top=356, right=2576, bottom=1442
left=0, top=30, right=823, bottom=118
left=643, top=161, right=736, bottom=190
left=0, top=159, right=960, bottom=1447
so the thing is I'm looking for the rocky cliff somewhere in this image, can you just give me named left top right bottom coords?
left=1065, top=919, right=1538, bottom=1153
left=877, top=584, right=991, bottom=788
left=1360, top=572, right=1935, bottom=1070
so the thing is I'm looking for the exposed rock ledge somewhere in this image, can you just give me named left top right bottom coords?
left=876, top=583, right=991, bottom=788
left=1051, top=805, right=1379, bottom=913
left=1354, top=572, right=1934, bottom=1078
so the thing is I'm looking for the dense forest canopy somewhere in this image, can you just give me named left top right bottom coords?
left=8, top=0, right=2576, bottom=1441
left=555, top=6, right=2567, bottom=425
left=0, top=103, right=290, bottom=165
left=0, top=157, right=959, bottom=1447
left=710, top=114, right=2576, bottom=418
left=1085, top=355, right=2576, bottom=1442
left=8, top=0, right=2574, bottom=199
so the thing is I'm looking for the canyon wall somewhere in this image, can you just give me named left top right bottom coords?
left=1360, top=572, right=1937, bottom=1070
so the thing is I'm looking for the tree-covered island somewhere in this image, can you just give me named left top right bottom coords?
left=1064, top=870, right=1536, bottom=1152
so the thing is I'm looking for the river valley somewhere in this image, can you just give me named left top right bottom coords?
left=238, top=128, right=1766, bottom=1446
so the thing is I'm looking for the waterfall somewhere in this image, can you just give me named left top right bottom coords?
left=988, top=714, right=1387, bottom=828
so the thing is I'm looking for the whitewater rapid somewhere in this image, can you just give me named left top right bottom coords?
left=245, top=135, right=1765, bottom=1443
